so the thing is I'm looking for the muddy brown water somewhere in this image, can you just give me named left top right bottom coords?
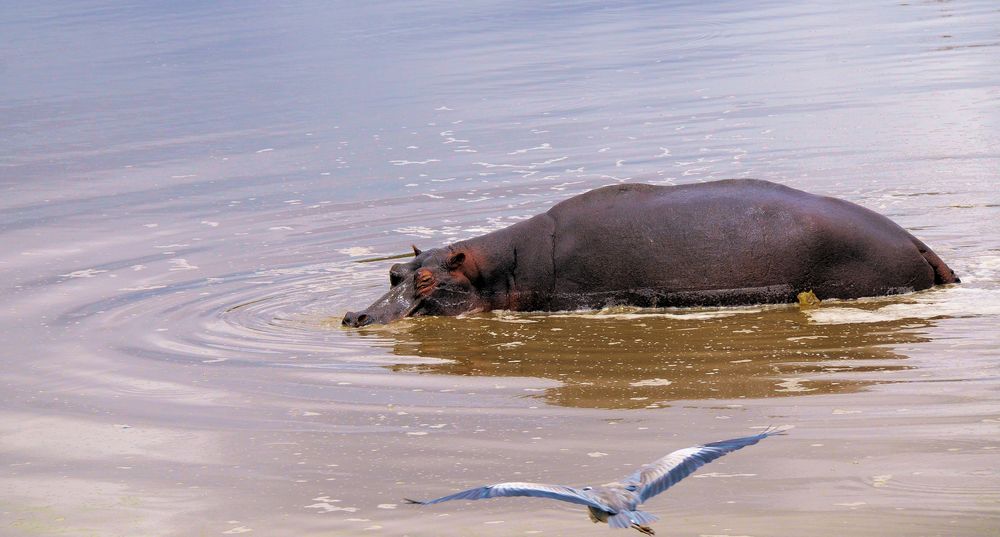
left=2, top=1, right=999, bottom=536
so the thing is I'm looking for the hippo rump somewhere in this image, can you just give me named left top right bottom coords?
left=343, top=179, right=958, bottom=327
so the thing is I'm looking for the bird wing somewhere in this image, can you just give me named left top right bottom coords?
left=405, top=481, right=610, bottom=510
left=626, top=427, right=785, bottom=503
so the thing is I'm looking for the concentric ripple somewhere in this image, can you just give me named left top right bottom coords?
left=62, top=258, right=408, bottom=370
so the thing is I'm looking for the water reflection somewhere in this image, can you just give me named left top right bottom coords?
left=345, top=304, right=936, bottom=409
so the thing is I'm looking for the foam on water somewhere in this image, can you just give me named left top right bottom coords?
left=807, top=286, right=1000, bottom=325
left=545, top=306, right=766, bottom=321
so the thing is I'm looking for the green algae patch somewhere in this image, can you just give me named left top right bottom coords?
left=797, top=290, right=821, bottom=307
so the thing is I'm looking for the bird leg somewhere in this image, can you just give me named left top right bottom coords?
left=632, top=523, right=655, bottom=535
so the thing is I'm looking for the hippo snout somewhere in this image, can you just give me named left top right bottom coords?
left=342, top=311, right=372, bottom=328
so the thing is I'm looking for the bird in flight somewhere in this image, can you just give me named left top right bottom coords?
left=405, top=427, right=786, bottom=535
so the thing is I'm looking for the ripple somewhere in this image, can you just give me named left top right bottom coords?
left=62, top=259, right=407, bottom=371
left=864, top=470, right=1000, bottom=497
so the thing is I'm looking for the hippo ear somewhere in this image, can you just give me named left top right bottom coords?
left=412, top=244, right=422, bottom=257
left=415, top=268, right=435, bottom=295
left=446, top=251, right=465, bottom=270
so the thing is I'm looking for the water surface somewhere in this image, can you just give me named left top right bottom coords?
left=2, top=1, right=999, bottom=535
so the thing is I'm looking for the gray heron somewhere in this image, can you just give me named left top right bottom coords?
left=405, top=427, right=785, bottom=535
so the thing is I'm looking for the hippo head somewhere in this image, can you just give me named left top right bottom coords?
left=342, top=246, right=484, bottom=327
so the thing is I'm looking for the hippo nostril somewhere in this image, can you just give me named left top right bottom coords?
left=342, top=311, right=372, bottom=328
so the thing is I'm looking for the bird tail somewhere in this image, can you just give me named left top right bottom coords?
left=608, top=510, right=659, bottom=529
left=403, top=498, right=426, bottom=505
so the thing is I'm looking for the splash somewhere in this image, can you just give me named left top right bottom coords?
left=806, top=287, right=1000, bottom=325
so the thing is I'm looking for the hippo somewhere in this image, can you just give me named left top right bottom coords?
left=342, top=179, right=958, bottom=327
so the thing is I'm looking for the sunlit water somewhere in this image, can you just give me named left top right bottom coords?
left=2, top=1, right=999, bottom=536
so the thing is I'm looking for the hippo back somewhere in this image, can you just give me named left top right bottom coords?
left=544, top=179, right=936, bottom=309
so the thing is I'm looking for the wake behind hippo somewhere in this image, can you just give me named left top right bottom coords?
left=343, top=179, right=958, bottom=327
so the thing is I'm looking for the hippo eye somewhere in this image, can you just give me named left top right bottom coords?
left=626, top=485, right=637, bottom=491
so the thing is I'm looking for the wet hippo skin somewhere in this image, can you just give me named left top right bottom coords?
left=343, top=179, right=958, bottom=327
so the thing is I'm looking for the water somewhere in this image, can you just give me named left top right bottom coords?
left=2, top=1, right=999, bottom=535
